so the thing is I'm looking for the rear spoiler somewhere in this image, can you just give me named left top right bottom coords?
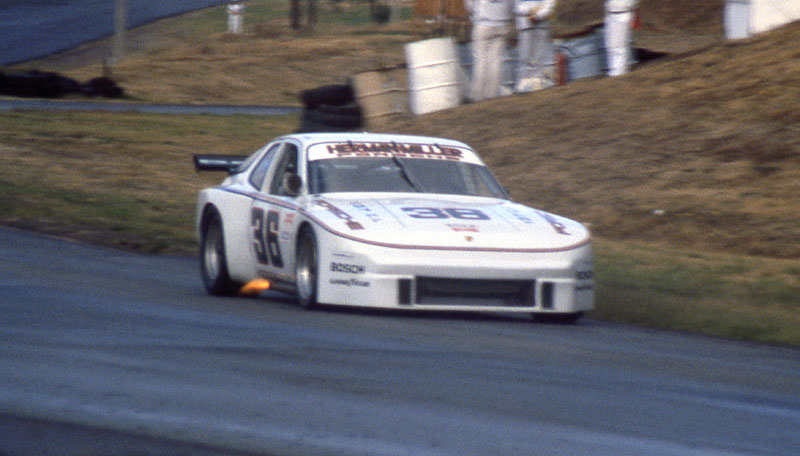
left=193, top=154, right=247, bottom=174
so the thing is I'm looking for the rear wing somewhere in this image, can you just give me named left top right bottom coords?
left=193, top=154, right=247, bottom=174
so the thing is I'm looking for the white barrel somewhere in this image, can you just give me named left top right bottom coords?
left=724, top=0, right=751, bottom=39
left=404, top=37, right=464, bottom=115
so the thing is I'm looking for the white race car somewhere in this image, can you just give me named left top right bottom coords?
left=195, top=133, right=593, bottom=321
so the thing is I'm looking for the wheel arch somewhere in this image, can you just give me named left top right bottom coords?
left=200, top=203, right=222, bottom=235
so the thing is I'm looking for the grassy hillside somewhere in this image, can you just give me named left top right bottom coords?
left=393, top=21, right=800, bottom=259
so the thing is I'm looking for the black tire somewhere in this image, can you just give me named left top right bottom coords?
left=200, top=213, right=241, bottom=296
left=316, top=103, right=362, bottom=117
left=297, top=116, right=352, bottom=133
left=533, top=312, right=585, bottom=324
left=295, top=227, right=319, bottom=309
left=305, top=107, right=363, bottom=129
left=300, top=84, right=355, bottom=108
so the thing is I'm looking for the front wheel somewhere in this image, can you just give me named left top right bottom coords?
left=200, top=214, right=241, bottom=296
left=295, top=228, right=319, bottom=309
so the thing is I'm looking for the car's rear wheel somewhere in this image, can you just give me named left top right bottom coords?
left=295, top=227, right=319, bottom=309
left=200, top=214, right=240, bottom=296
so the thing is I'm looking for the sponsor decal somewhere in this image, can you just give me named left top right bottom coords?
left=330, top=278, right=370, bottom=288
left=316, top=200, right=364, bottom=230
left=324, top=142, right=464, bottom=161
left=351, top=201, right=382, bottom=223
left=506, top=207, right=534, bottom=224
left=576, top=270, right=593, bottom=281
left=576, top=269, right=593, bottom=292
left=330, top=262, right=365, bottom=274
left=447, top=223, right=479, bottom=233
left=283, top=212, right=296, bottom=226
left=537, top=211, right=571, bottom=236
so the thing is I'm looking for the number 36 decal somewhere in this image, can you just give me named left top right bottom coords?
left=251, top=208, right=283, bottom=268
left=402, top=207, right=490, bottom=220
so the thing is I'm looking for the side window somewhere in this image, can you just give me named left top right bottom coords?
left=269, top=144, right=299, bottom=196
left=248, top=143, right=281, bottom=189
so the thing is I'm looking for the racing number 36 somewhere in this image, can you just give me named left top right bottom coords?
left=251, top=208, right=283, bottom=268
left=402, top=207, right=490, bottom=220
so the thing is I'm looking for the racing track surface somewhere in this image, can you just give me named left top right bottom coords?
left=1, top=227, right=799, bottom=456
left=0, top=0, right=226, bottom=66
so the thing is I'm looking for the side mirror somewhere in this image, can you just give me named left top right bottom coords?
left=282, top=173, right=302, bottom=197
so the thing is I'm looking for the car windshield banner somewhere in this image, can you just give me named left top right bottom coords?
left=307, top=141, right=484, bottom=165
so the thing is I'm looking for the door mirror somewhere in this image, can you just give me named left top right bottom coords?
left=282, top=173, right=302, bottom=197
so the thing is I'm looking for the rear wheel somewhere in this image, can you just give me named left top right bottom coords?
left=295, top=227, right=319, bottom=309
left=200, top=214, right=241, bottom=296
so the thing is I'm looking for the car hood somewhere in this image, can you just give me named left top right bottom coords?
left=303, top=194, right=591, bottom=251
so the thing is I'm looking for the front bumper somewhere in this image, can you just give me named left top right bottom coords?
left=317, top=237, right=594, bottom=314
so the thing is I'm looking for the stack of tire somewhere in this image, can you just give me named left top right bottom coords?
left=0, top=70, right=124, bottom=99
left=298, top=83, right=363, bottom=133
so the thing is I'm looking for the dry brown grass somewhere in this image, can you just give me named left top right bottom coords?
left=390, top=21, right=800, bottom=259
left=5, top=1, right=799, bottom=260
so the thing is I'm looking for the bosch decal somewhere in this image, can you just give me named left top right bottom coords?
left=330, top=262, right=365, bottom=274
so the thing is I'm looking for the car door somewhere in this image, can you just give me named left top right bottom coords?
left=250, top=141, right=301, bottom=283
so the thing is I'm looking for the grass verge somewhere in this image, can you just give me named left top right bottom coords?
left=1, top=110, right=798, bottom=347
left=2, top=1, right=798, bottom=347
left=594, top=240, right=800, bottom=346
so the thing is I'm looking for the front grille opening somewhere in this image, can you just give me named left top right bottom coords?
left=541, top=282, right=554, bottom=309
left=398, top=279, right=412, bottom=305
left=415, top=277, right=535, bottom=307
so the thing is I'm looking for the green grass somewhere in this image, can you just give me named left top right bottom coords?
left=593, top=240, right=800, bottom=346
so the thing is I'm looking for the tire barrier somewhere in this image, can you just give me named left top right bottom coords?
left=0, top=70, right=124, bottom=99
left=297, top=83, right=363, bottom=133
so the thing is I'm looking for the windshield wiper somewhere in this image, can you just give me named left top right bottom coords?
left=391, top=149, right=424, bottom=193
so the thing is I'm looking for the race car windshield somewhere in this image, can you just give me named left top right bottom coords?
left=308, top=157, right=507, bottom=198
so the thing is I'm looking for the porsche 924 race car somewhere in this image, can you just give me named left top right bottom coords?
left=195, top=133, right=593, bottom=321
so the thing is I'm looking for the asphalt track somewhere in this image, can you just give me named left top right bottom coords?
left=1, top=226, right=799, bottom=455
left=0, top=0, right=226, bottom=66
left=0, top=99, right=301, bottom=117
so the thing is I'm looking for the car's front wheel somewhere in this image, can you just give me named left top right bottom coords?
left=295, top=227, right=319, bottom=309
left=200, top=213, right=241, bottom=296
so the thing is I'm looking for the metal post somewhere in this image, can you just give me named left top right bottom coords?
left=110, top=0, right=127, bottom=66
